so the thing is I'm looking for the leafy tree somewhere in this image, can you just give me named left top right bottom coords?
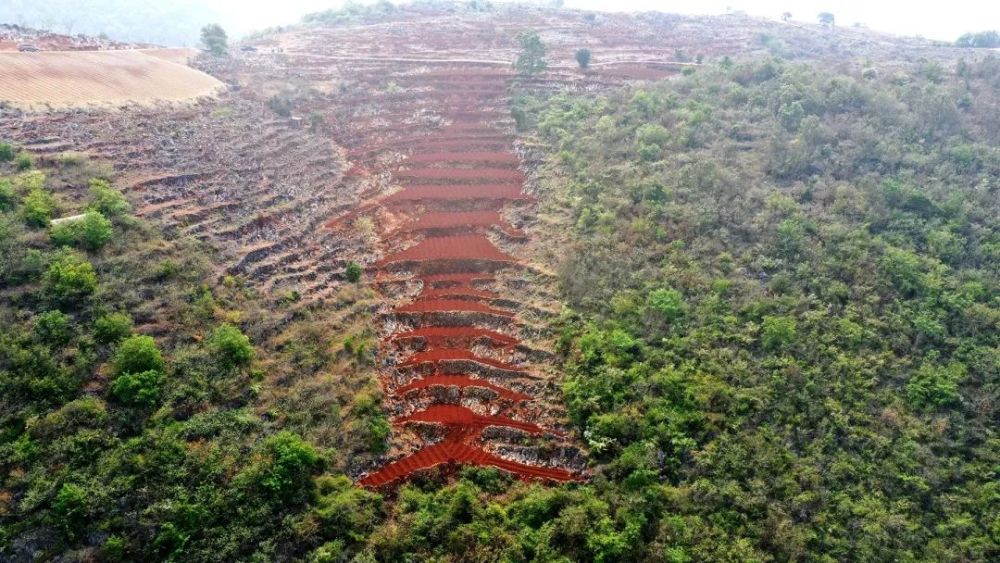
left=21, top=187, right=55, bottom=227
left=208, top=323, right=254, bottom=368
left=636, top=123, right=670, bottom=147
left=956, top=30, right=1000, bottom=48
left=44, top=250, right=98, bottom=301
left=818, top=12, right=835, bottom=27
left=110, top=369, right=164, bottom=407
left=575, top=48, right=591, bottom=69
left=77, top=211, right=113, bottom=250
left=515, top=31, right=547, bottom=75
left=0, top=141, right=13, bottom=161
left=112, top=334, right=164, bottom=376
left=345, top=261, right=363, bottom=283
left=200, top=23, right=228, bottom=55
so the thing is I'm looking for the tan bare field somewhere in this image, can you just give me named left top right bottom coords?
left=0, top=49, right=224, bottom=109
left=139, top=47, right=200, bottom=65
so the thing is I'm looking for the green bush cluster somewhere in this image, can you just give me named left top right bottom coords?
left=50, top=211, right=114, bottom=250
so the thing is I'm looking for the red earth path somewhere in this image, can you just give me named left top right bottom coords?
left=327, top=62, right=583, bottom=488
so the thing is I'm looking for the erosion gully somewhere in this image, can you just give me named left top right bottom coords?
left=326, top=63, right=583, bottom=488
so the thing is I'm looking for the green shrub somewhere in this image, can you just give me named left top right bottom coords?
left=79, top=211, right=114, bottom=250
left=112, top=335, right=164, bottom=376
left=102, top=535, right=127, bottom=560
left=34, top=310, right=73, bottom=345
left=575, top=48, right=591, bottom=69
left=50, top=211, right=113, bottom=251
left=88, top=178, right=130, bottom=217
left=345, top=261, right=363, bottom=283
left=761, top=315, right=797, bottom=351
left=94, top=313, right=133, bottom=344
left=238, top=431, right=321, bottom=503
left=647, top=288, right=686, bottom=321
left=15, top=151, right=33, bottom=171
left=49, top=221, right=77, bottom=247
left=156, top=259, right=177, bottom=280
left=21, top=188, right=55, bottom=227
left=13, top=169, right=45, bottom=192
left=110, top=369, right=164, bottom=407
left=52, top=483, right=89, bottom=537
left=209, top=323, right=254, bottom=368
left=44, top=251, right=97, bottom=301
left=0, top=141, right=14, bottom=161
left=311, top=474, right=382, bottom=540
left=636, top=123, right=670, bottom=148
left=0, top=179, right=14, bottom=211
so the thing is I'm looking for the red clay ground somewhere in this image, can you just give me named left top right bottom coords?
left=326, top=61, right=585, bottom=488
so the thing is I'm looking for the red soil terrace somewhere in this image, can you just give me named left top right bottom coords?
left=329, top=63, right=583, bottom=488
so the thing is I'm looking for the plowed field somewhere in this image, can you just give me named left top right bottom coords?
left=0, top=50, right=223, bottom=109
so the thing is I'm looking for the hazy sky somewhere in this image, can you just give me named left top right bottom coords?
left=563, top=0, right=1000, bottom=41
left=225, top=0, right=998, bottom=42
left=2, top=0, right=997, bottom=44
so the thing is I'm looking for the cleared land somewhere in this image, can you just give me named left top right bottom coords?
left=0, top=49, right=223, bottom=109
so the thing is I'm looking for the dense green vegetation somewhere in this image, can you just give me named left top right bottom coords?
left=515, top=54, right=998, bottom=561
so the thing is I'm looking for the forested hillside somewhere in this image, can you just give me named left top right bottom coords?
left=514, top=54, right=1000, bottom=559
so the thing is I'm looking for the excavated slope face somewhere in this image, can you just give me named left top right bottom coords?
left=319, top=59, right=587, bottom=487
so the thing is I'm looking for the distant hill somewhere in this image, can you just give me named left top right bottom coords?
left=0, top=0, right=334, bottom=46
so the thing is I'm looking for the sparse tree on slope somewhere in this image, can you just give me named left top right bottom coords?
left=201, top=23, right=227, bottom=56
left=575, top=48, right=592, bottom=69
left=818, top=12, right=835, bottom=28
left=515, top=31, right=547, bottom=75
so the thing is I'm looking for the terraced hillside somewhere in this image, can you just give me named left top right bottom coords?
left=0, top=4, right=973, bottom=490
left=317, top=62, right=587, bottom=486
